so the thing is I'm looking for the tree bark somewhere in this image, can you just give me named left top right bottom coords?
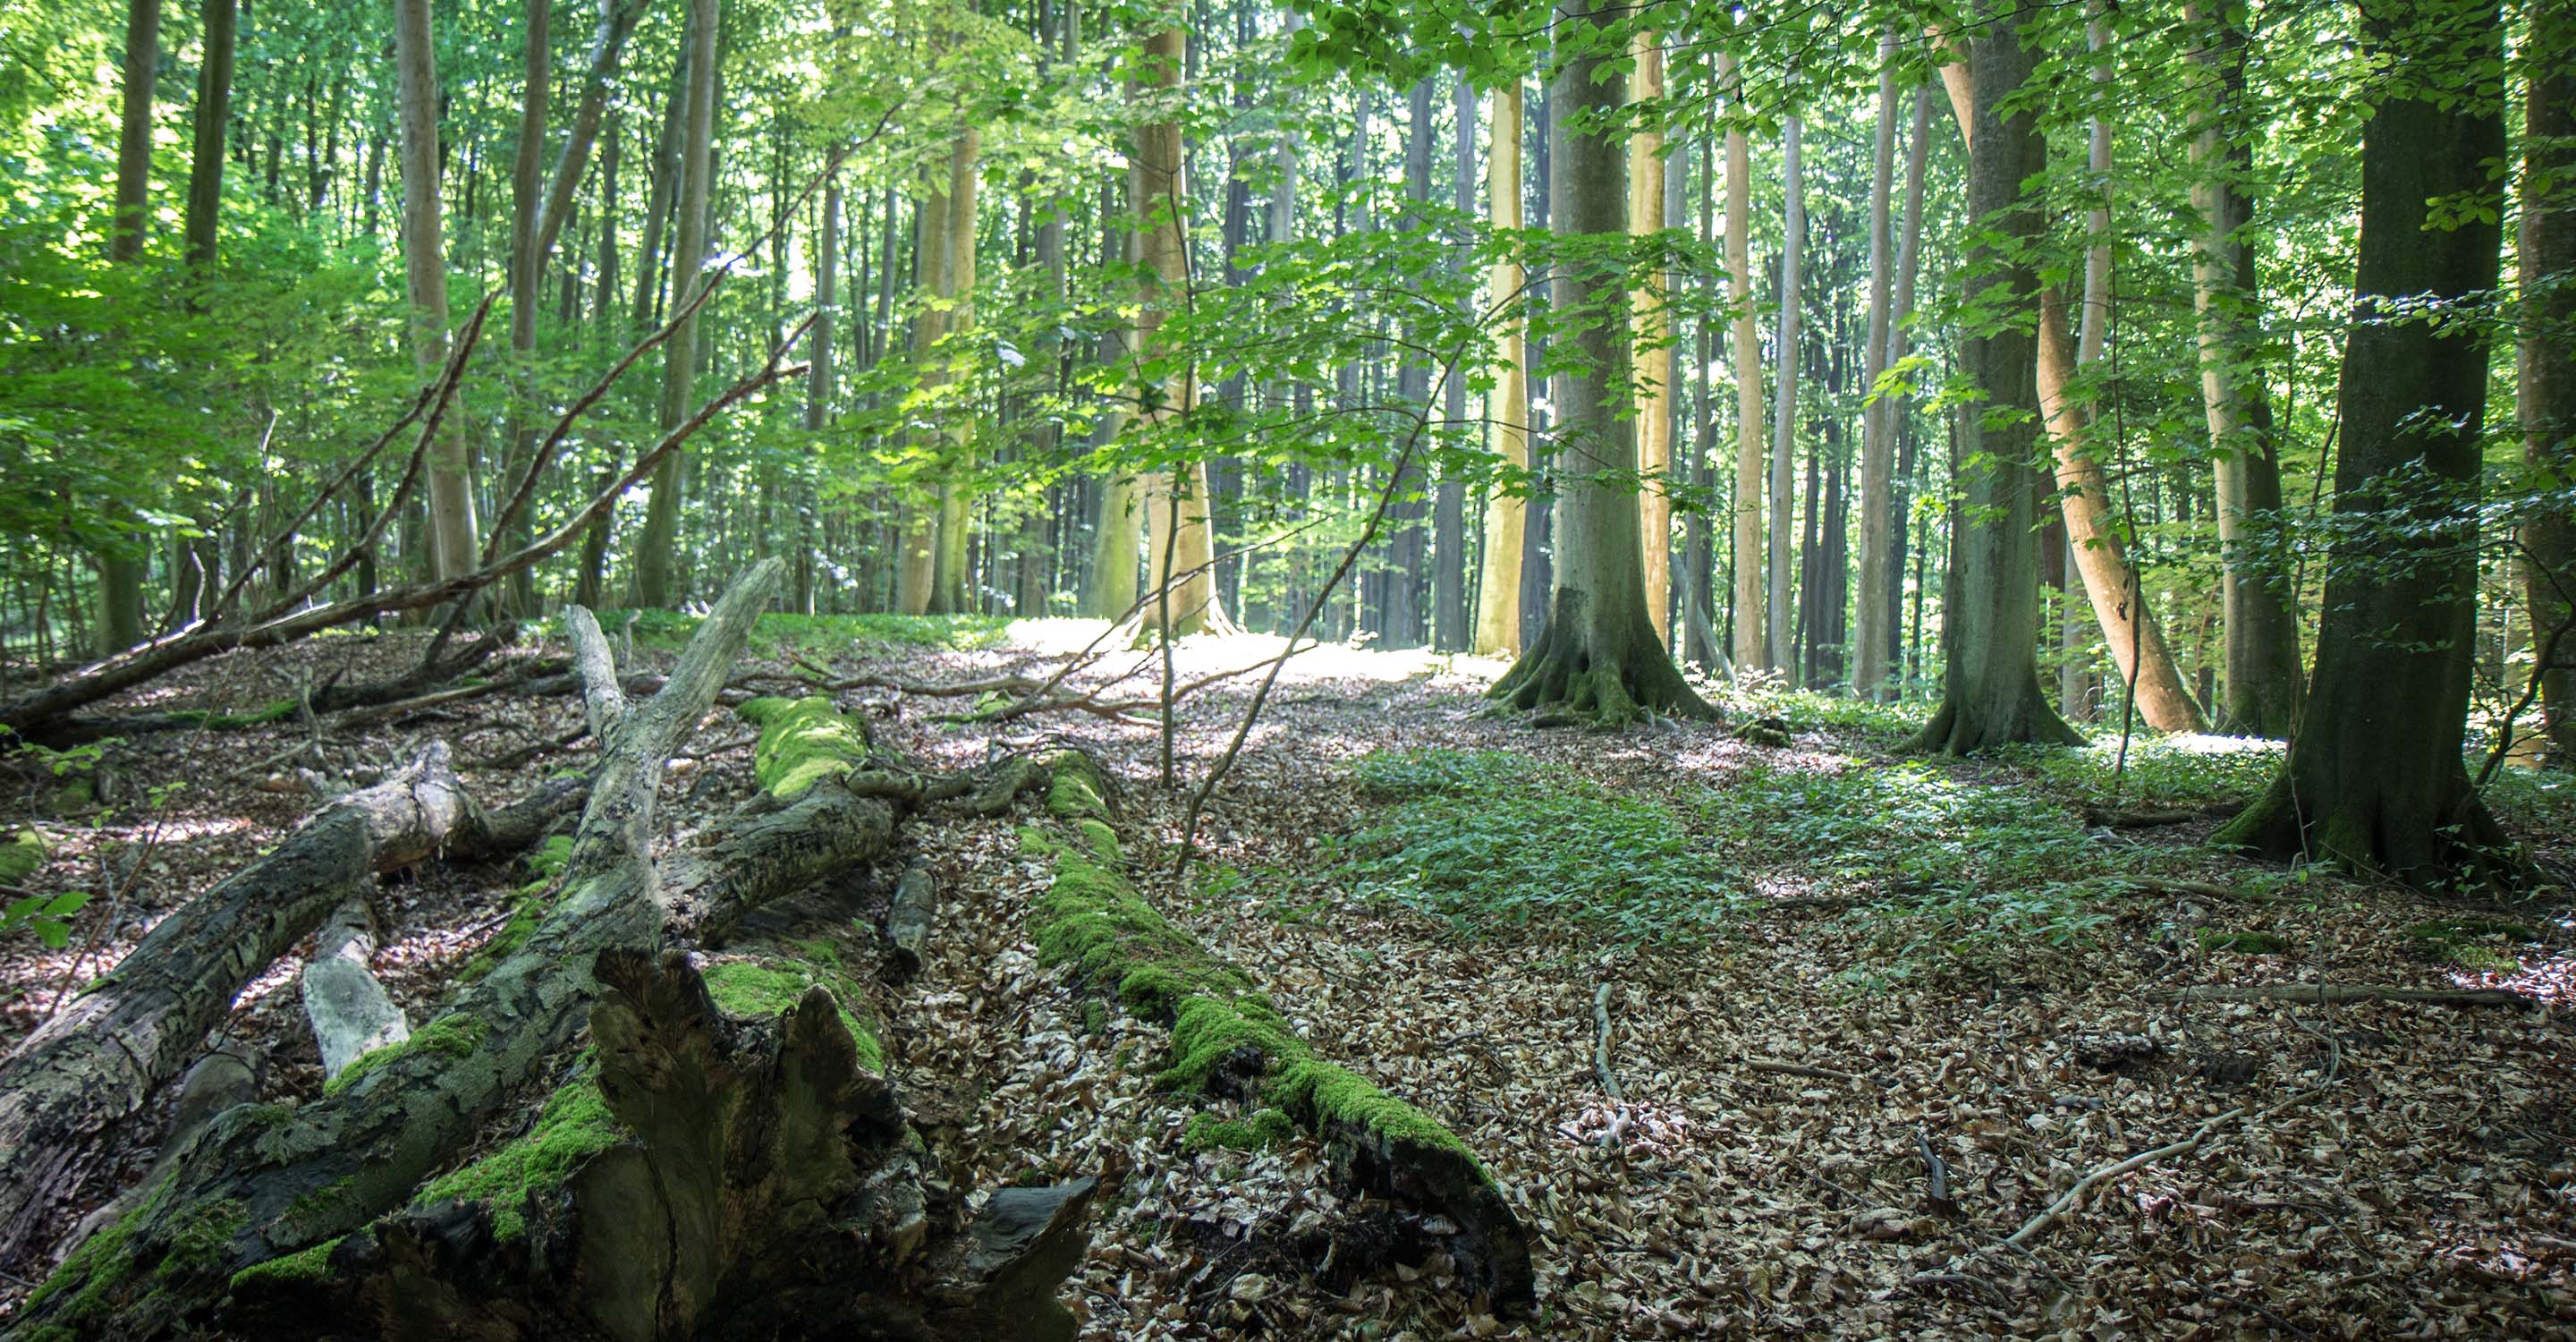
left=1909, top=0, right=2083, bottom=754
left=1852, top=38, right=1901, bottom=698
left=1490, top=0, right=1712, bottom=726
left=97, top=0, right=164, bottom=656
left=928, top=129, right=982, bottom=616
left=1724, top=55, right=1765, bottom=672
left=2215, top=0, right=2511, bottom=884
left=1630, top=33, right=1672, bottom=647
left=1765, top=115, right=1804, bottom=676
left=1473, top=79, right=1529, bottom=658
left=2522, top=0, right=2576, bottom=766
left=394, top=0, right=480, bottom=584
left=1132, top=28, right=1227, bottom=638
left=633, top=0, right=720, bottom=608
left=182, top=0, right=236, bottom=271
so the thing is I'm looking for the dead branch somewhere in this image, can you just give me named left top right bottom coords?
left=1592, top=983, right=1623, bottom=1102
left=2153, top=982, right=2538, bottom=1008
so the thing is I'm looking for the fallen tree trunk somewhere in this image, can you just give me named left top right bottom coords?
left=0, top=740, right=576, bottom=1268
left=1, top=563, right=782, bottom=1339
left=301, top=896, right=410, bottom=1080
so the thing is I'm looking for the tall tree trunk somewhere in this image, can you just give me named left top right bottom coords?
left=1935, top=40, right=2206, bottom=733
left=183, top=0, right=234, bottom=270
left=2217, top=0, right=2510, bottom=882
left=1852, top=37, right=1901, bottom=698
left=1909, top=0, right=2082, bottom=753
left=98, top=0, right=164, bottom=655
left=1473, top=79, right=1529, bottom=657
left=894, top=183, right=952, bottom=616
left=1630, top=32, right=1672, bottom=646
left=633, top=0, right=720, bottom=608
left=2188, top=0, right=2305, bottom=736
left=497, top=0, right=551, bottom=618
left=1764, top=117, right=1804, bottom=677
left=1132, top=28, right=1226, bottom=637
left=1724, top=55, right=1765, bottom=671
left=2523, top=0, right=2576, bottom=767
left=1490, top=0, right=1711, bottom=725
left=394, top=0, right=480, bottom=583
left=1433, top=74, right=1474, bottom=652
left=928, top=129, right=982, bottom=616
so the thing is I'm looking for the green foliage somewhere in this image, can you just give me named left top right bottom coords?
left=593, top=610, right=1011, bottom=658
left=1702, top=760, right=2136, bottom=983
left=2404, top=915, right=2537, bottom=973
left=1727, top=690, right=1930, bottom=742
left=1996, top=736, right=2285, bottom=811
left=1348, top=747, right=1542, bottom=799
left=1338, top=759, right=1739, bottom=943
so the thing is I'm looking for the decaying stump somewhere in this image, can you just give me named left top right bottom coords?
left=223, top=951, right=1094, bottom=1342
left=0, top=740, right=578, bottom=1266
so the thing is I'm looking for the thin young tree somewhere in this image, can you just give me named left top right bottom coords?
left=97, top=0, right=163, bottom=653
left=2522, top=0, right=2575, bottom=765
left=633, top=0, right=721, bottom=607
left=1851, top=36, right=1901, bottom=698
left=394, top=0, right=480, bottom=582
left=1473, top=75, right=1530, bottom=657
left=1764, top=114, right=1804, bottom=676
left=1723, top=54, right=1765, bottom=672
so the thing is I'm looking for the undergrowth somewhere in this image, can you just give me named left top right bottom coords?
left=579, top=610, right=1011, bottom=658
left=1338, top=749, right=1741, bottom=943
left=1992, top=735, right=2283, bottom=811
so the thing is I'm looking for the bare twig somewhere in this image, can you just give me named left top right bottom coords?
left=1591, top=983, right=1623, bottom=1102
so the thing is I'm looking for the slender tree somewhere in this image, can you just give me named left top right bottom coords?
left=2522, top=0, right=2575, bottom=765
left=97, top=0, right=164, bottom=653
left=1630, top=30, right=1672, bottom=645
left=1474, top=76, right=1530, bottom=657
left=1723, top=54, right=1764, bottom=672
left=633, top=0, right=720, bottom=607
left=1765, top=114, right=1804, bottom=676
left=394, top=0, right=480, bottom=582
left=1851, top=37, right=1901, bottom=698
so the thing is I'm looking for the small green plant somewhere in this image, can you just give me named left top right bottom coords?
left=1339, top=782, right=1741, bottom=943
left=1349, top=747, right=1543, bottom=800
left=3, top=887, right=89, bottom=948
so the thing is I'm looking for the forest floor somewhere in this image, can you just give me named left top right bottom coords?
left=3, top=616, right=2573, bottom=1339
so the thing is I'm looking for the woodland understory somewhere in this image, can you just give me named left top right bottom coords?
left=1, top=619, right=2569, bottom=1340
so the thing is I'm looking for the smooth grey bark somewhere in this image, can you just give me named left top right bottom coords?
left=633, top=0, right=719, bottom=607
left=1765, top=115, right=1804, bottom=676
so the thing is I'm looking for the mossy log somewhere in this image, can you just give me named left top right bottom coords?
left=2, top=563, right=783, bottom=1340
left=223, top=950, right=1093, bottom=1342
left=8, top=585, right=1080, bottom=1341
left=0, top=740, right=579, bottom=1269
left=1021, top=753, right=1535, bottom=1314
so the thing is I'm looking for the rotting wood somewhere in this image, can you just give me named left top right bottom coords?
left=0, top=739, right=577, bottom=1269
left=886, top=858, right=936, bottom=972
left=301, top=896, right=410, bottom=1080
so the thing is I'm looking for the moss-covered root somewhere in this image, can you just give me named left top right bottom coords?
left=737, top=694, right=870, bottom=798
left=1019, top=769, right=1534, bottom=1313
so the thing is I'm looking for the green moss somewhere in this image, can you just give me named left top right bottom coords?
left=2447, top=944, right=2520, bottom=973
left=413, top=1078, right=622, bottom=1242
left=1267, top=1060, right=1477, bottom=1164
left=2405, top=915, right=2540, bottom=949
left=460, top=896, right=543, bottom=984
left=227, top=1235, right=343, bottom=1290
left=702, top=958, right=885, bottom=1072
left=737, top=696, right=869, bottom=798
left=1183, top=1108, right=1294, bottom=1153
left=324, top=1014, right=487, bottom=1096
left=26, top=1180, right=246, bottom=1333
left=166, top=701, right=300, bottom=729
left=1, top=828, right=47, bottom=881
left=1046, top=752, right=1114, bottom=820
left=1081, top=1000, right=1108, bottom=1034
left=2195, top=929, right=2290, bottom=955
left=1018, top=813, right=1490, bottom=1187
left=526, top=833, right=574, bottom=882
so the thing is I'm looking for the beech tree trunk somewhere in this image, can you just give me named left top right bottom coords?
left=1630, top=32, right=1672, bottom=646
left=1473, top=80, right=1529, bottom=657
left=1910, top=0, right=2082, bottom=754
left=1724, top=55, right=1765, bottom=672
left=1490, top=0, right=1712, bottom=725
left=1132, top=28, right=1227, bottom=638
left=928, top=129, right=982, bottom=616
left=1852, top=38, right=1901, bottom=698
left=633, top=0, right=719, bottom=608
left=394, top=0, right=479, bottom=583
left=2523, top=0, right=2575, bottom=766
left=1765, top=115, right=1804, bottom=677
left=2216, top=0, right=2510, bottom=883
left=97, top=0, right=163, bottom=655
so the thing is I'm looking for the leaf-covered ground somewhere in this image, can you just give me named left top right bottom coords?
left=4, top=619, right=2572, bottom=1338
